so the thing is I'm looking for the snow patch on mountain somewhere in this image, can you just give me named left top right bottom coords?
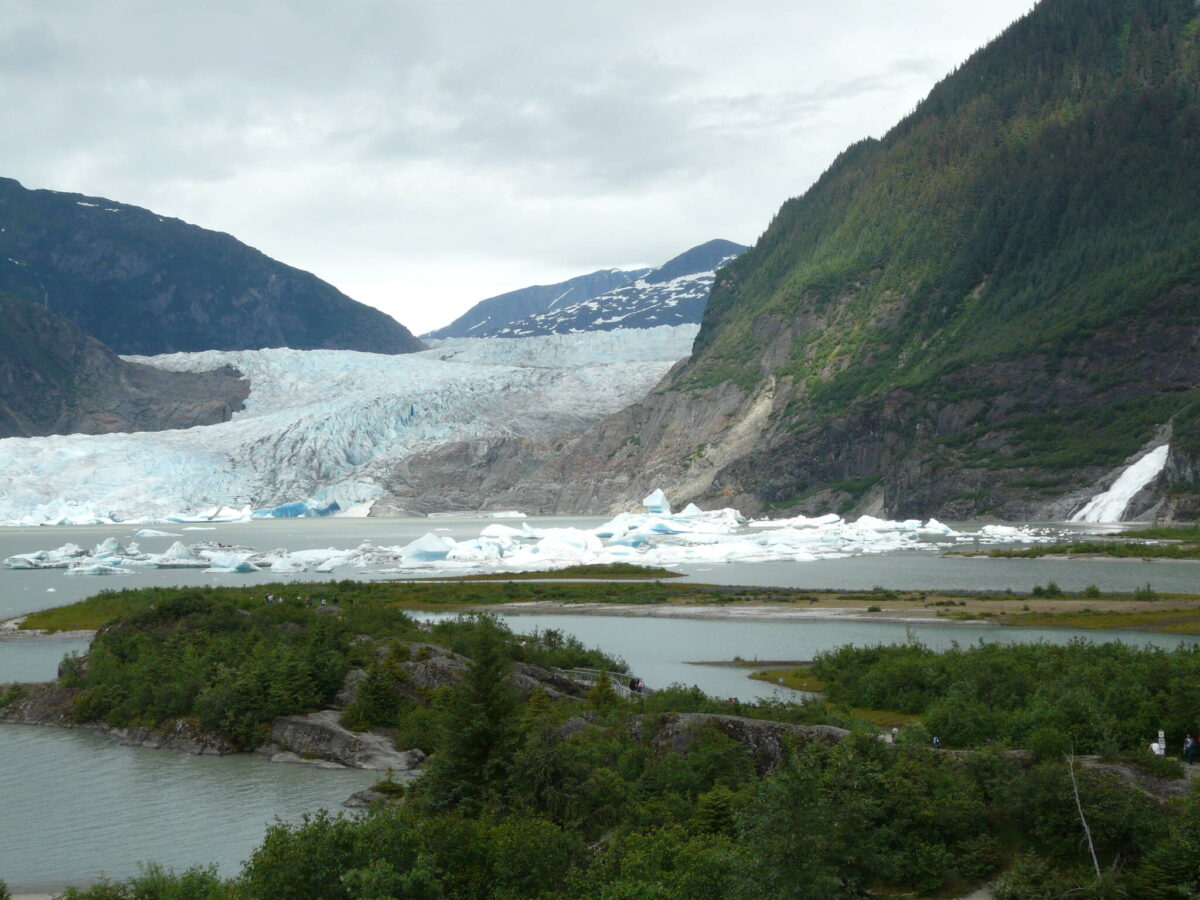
left=0, top=327, right=698, bottom=526
left=493, top=258, right=741, bottom=337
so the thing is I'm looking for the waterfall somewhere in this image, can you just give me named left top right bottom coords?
left=1070, top=444, right=1169, bottom=523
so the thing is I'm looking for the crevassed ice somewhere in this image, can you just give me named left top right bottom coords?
left=0, top=327, right=699, bottom=526
left=4, top=489, right=1061, bottom=578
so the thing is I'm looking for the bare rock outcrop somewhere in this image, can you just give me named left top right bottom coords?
left=0, top=682, right=81, bottom=727
left=0, top=682, right=234, bottom=754
left=631, top=712, right=848, bottom=775
left=105, top=720, right=236, bottom=756
left=266, top=709, right=425, bottom=771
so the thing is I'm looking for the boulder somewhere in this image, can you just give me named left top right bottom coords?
left=510, top=662, right=588, bottom=700
left=343, top=787, right=392, bottom=808
left=268, top=709, right=425, bottom=770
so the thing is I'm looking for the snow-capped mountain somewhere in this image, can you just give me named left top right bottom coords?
left=423, top=267, right=650, bottom=339
left=489, top=239, right=746, bottom=337
left=0, top=326, right=698, bottom=525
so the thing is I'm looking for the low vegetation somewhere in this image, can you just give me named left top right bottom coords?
left=977, top=538, right=1200, bottom=560
left=41, top=607, right=1200, bottom=899
left=20, top=575, right=1200, bottom=637
left=57, top=593, right=622, bottom=750
left=810, top=640, right=1200, bottom=757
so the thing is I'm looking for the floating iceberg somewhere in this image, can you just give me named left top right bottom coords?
left=642, top=488, right=672, bottom=516
left=4, top=489, right=1064, bottom=579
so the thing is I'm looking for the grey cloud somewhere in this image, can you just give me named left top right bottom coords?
left=0, top=0, right=1036, bottom=333
left=0, top=20, right=71, bottom=73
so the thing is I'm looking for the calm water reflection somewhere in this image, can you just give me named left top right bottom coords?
left=420, top=611, right=1199, bottom=703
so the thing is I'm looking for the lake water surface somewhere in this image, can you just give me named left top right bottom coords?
left=1, top=516, right=1197, bottom=893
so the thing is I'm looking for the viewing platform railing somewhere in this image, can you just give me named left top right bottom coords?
left=554, top=667, right=651, bottom=699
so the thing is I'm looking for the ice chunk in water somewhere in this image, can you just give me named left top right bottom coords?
left=401, top=533, right=457, bottom=564
left=642, top=488, right=672, bottom=515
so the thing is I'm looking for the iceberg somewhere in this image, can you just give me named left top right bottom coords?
left=642, top=488, right=672, bottom=515
left=400, top=533, right=457, bottom=564
left=146, top=541, right=208, bottom=568
left=3, top=494, right=1069, bottom=584
left=65, top=563, right=133, bottom=576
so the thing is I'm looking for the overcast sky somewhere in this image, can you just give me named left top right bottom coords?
left=3, top=0, right=1033, bottom=335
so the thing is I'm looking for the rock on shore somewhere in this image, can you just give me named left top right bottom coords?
left=261, top=709, right=425, bottom=771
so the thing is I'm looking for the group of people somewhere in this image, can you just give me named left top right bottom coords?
left=1149, top=733, right=1197, bottom=764
left=627, top=677, right=646, bottom=694
left=262, top=593, right=337, bottom=607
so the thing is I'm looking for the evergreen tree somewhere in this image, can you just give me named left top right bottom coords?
left=421, top=614, right=519, bottom=812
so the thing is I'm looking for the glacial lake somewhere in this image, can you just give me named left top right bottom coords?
left=1, top=515, right=1198, bottom=893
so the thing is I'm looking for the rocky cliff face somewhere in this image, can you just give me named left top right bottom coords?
left=490, top=0, right=1200, bottom=520
left=0, top=291, right=248, bottom=438
left=0, top=177, right=423, bottom=355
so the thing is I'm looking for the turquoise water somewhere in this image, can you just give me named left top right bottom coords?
left=419, top=610, right=1199, bottom=702
left=2, top=516, right=1197, bottom=893
left=0, top=725, right=378, bottom=894
left=0, top=635, right=89, bottom=683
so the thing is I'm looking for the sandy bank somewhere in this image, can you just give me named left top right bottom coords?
left=478, top=601, right=990, bottom=625
left=0, top=615, right=94, bottom=641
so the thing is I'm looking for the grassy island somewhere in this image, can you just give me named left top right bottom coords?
left=968, top=524, right=1200, bottom=562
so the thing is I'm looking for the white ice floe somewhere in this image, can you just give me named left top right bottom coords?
left=0, top=327, right=697, bottom=526
left=3, top=488, right=1064, bottom=579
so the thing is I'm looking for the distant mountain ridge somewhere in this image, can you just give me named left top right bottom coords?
left=0, top=177, right=424, bottom=356
left=485, top=239, right=747, bottom=338
left=423, top=267, right=649, bottom=339
left=0, top=290, right=247, bottom=439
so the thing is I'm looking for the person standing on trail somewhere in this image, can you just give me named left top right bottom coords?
left=1185, top=734, right=1197, bottom=765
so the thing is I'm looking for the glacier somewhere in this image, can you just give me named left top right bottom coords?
left=0, top=326, right=699, bottom=526
left=5, top=489, right=1061, bottom=579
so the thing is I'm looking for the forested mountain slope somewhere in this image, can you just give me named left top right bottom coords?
left=0, top=291, right=247, bottom=438
left=510, top=0, right=1200, bottom=520
left=0, top=178, right=423, bottom=355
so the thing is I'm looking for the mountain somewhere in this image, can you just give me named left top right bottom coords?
left=423, top=268, right=649, bottom=339
left=0, top=177, right=424, bottom=356
left=488, top=239, right=746, bottom=337
left=0, top=290, right=247, bottom=439
left=502, top=0, right=1200, bottom=521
